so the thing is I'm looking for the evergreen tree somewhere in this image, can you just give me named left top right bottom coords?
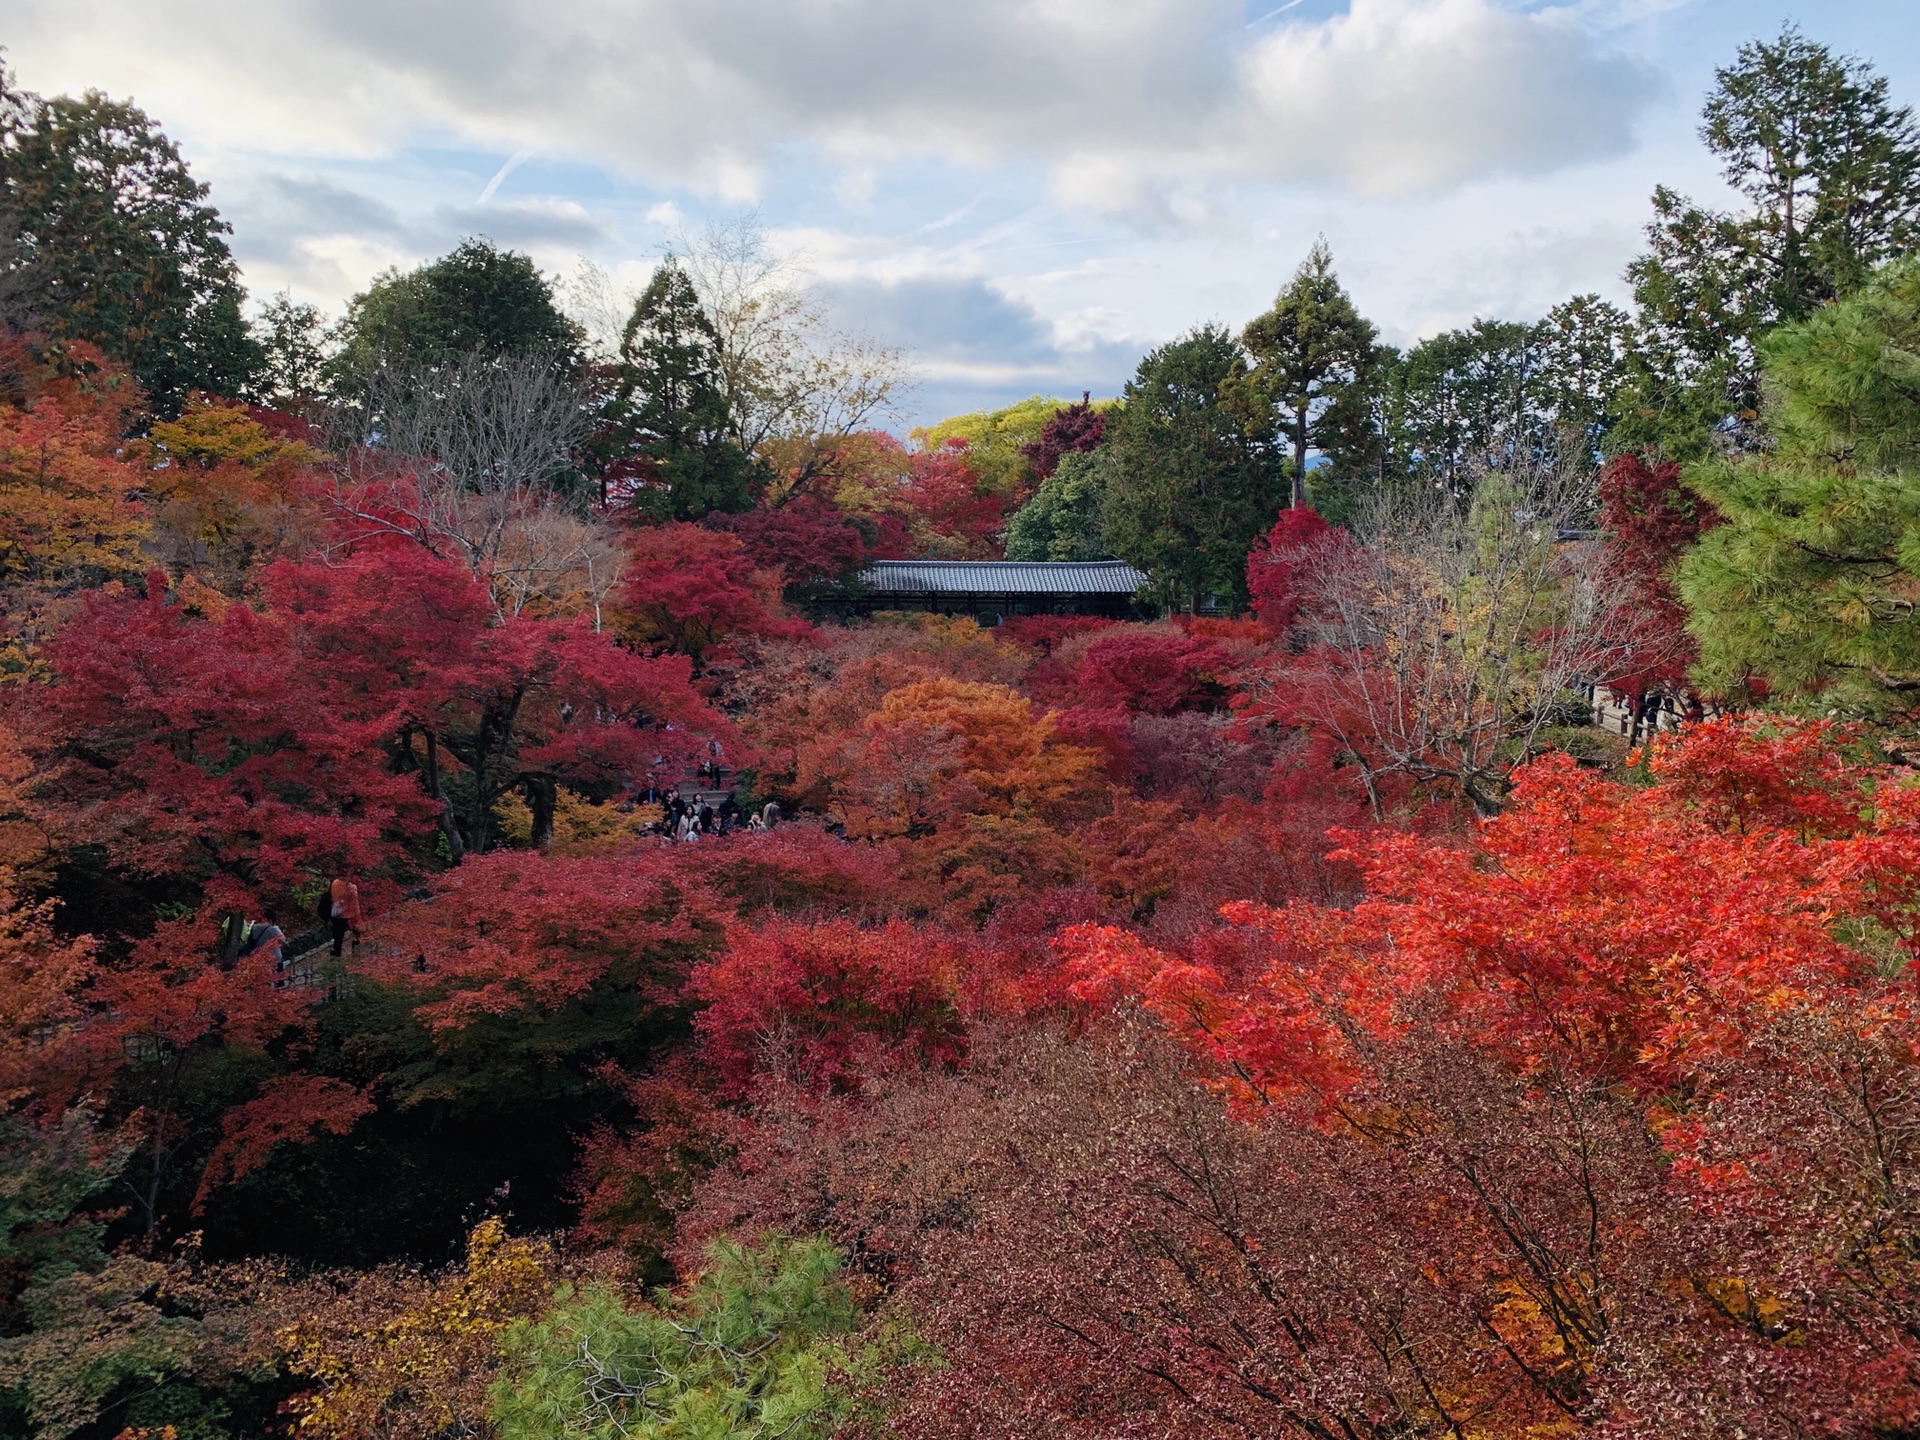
left=327, top=238, right=581, bottom=394
left=0, top=80, right=257, bottom=413
left=1100, top=326, right=1280, bottom=609
left=1387, top=319, right=1547, bottom=493
left=1623, top=28, right=1920, bottom=455
left=1241, top=239, right=1379, bottom=508
left=1378, top=300, right=1634, bottom=490
left=1676, top=257, right=1920, bottom=717
left=1003, top=448, right=1111, bottom=561
left=249, top=291, right=328, bottom=407
left=605, top=258, right=759, bottom=520
left=493, top=1236, right=880, bottom=1440
left=1533, top=293, right=1634, bottom=458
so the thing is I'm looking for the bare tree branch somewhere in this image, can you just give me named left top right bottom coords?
left=1274, top=458, right=1668, bottom=816
left=323, top=354, right=618, bottom=621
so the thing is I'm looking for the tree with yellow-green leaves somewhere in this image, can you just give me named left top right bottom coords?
left=913, top=394, right=1065, bottom=500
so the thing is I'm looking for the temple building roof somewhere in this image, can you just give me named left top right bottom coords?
left=856, top=560, right=1148, bottom=596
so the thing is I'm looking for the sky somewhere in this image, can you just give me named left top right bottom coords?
left=2, top=0, right=1916, bottom=427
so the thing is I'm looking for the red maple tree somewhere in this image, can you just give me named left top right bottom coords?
left=37, top=572, right=430, bottom=916
left=691, top=917, right=976, bottom=1097
left=1244, top=503, right=1342, bottom=632
left=615, top=522, right=807, bottom=660
left=1597, top=451, right=1718, bottom=709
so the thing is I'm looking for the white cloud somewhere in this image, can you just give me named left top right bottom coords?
left=4, top=0, right=1777, bottom=427
left=1231, top=0, right=1662, bottom=193
left=4, top=0, right=1657, bottom=211
left=434, top=196, right=609, bottom=248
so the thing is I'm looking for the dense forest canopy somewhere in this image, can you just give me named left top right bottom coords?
left=3, top=24, right=1920, bottom=1440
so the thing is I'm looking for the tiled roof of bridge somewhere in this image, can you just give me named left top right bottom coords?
left=857, top=560, right=1148, bottom=595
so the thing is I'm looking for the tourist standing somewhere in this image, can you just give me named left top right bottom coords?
left=327, top=874, right=363, bottom=958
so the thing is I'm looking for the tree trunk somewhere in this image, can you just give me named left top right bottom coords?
left=1463, top=776, right=1506, bottom=819
left=424, top=731, right=465, bottom=860
left=1292, top=407, right=1309, bottom=509
left=524, top=776, right=556, bottom=852
left=143, top=1103, right=168, bottom=1250
left=1358, top=765, right=1384, bottom=823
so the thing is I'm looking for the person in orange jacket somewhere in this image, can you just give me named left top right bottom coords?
left=327, top=874, right=363, bottom=958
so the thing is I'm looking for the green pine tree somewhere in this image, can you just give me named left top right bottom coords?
left=0, top=80, right=258, bottom=414
left=1240, top=238, right=1379, bottom=509
left=606, top=258, right=760, bottom=521
left=492, top=1235, right=902, bottom=1440
left=1676, top=257, right=1920, bottom=717
left=1100, top=326, right=1281, bottom=610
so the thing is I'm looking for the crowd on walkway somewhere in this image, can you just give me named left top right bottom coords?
left=638, top=785, right=784, bottom=843
left=226, top=735, right=800, bottom=970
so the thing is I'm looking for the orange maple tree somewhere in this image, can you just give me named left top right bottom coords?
left=806, top=677, right=1102, bottom=839
left=0, top=339, right=149, bottom=675
left=1057, top=718, right=1920, bottom=1433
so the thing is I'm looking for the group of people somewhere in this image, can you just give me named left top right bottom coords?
left=234, top=874, right=364, bottom=982
left=648, top=787, right=783, bottom=844
left=227, top=770, right=794, bottom=974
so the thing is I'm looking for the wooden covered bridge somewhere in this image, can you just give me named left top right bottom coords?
left=840, top=559, right=1151, bottom=619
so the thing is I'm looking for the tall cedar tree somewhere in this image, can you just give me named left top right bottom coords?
left=1677, top=256, right=1920, bottom=717
left=1099, top=326, right=1281, bottom=609
left=1625, top=27, right=1920, bottom=453
left=1531, top=292, right=1634, bottom=457
left=1240, top=239, right=1378, bottom=507
left=1367, top=297, right=1632, bottom=498
left=0, top=80, right=257, bottom=414
left=606, top=259, right=759, bottom=520
left=1385, top=318, right=1542, bottom=491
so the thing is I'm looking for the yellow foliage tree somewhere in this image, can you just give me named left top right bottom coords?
left=912, top=394, right=1066, bottom=498
left=495, top=788, right=663, bottom=857
left=276, top=1219, right=557, bottom=1440
left=145, top=397, right=323, bottom=597
left=0, top=385, right=149, bottom=677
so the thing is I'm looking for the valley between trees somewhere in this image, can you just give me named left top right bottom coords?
left=5, top=24, right=1920, bottom=1440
